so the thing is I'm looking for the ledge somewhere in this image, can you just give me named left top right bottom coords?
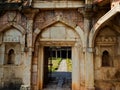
left=32, top=1, right=84, bottom=9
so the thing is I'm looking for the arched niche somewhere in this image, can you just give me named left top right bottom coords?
left=94, top=26, right=120, bottom=89
left=89, top=4, right=120, bottom=47
left=102, top=50, right=113, bottom=67
left=0, top=27, right=25, bottom=65
left=7, top=49, right=15, bottom=65
left=94, top=26, right=117, bottom=67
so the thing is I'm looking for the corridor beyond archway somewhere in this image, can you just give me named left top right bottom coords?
left=43, top=46, right=72, bottom=90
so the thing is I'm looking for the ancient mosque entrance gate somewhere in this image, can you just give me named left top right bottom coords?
left=32, top=22, right=82, bottom=90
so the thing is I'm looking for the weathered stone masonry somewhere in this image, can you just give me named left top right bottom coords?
left=0, top=0, right=120, bottom=90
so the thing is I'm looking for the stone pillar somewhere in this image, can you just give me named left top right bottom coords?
left=72, top=45, right=80, bottom=90
left=23, top=17, right=33, bottom=87
left=22, top=9, right=39, bottom=89
left=85, top=47, right=94, bottom=90
left=38, top=45, right=44, bottom=90
left=83, top=9, right=95, bottom=90
left=32, top=42, right=39, bottom=90
left=80, top=47, right=85, bottom=90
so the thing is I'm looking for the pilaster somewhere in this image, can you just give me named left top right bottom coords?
left=84, top=13, right=95, bottom=90
left=32, top=42, right=39, bottom=90
left=85, top=47, right=95, bottom=90
left=22, top=8, right=39, bottom=89
left=72, top=44, right=81, bottom=90
left=78, top=6, right=95, bottom=90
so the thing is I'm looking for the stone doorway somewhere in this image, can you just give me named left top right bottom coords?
left=43, top=46, right=72, bottom=90
left=32, top=22, right=82, bottom=90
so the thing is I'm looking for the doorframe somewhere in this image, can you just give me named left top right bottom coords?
left=37, top=41, right=81, bottom=90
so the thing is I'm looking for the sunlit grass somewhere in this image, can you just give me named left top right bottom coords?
left=48, top=57, right=62, bottom=72
left=66, top=58, right=72, bottom=72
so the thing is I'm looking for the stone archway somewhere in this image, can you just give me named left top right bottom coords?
left=88, top=4, right=120, bottom=90
left=89, top=4, right=120, bottom=47
left=32, top=22, right=84, bottom=90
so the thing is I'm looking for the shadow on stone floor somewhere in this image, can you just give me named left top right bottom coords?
left=43, top=72, right=72, bottom=90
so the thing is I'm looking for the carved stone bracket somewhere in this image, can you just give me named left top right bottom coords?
left=22, top=8, right=39, bottom=20
left=78, top=4, right=94, bottom=19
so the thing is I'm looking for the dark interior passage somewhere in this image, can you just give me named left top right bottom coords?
left=43, top=46, right=72, bottom=89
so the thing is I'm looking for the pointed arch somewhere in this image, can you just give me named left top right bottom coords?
left=89, top=5, right=120, bottom=47
left=0, top=23, right=26, bottom=35
left=33, top=20, right=84, bottom=47
left=7, top=49, right=15, bottom=64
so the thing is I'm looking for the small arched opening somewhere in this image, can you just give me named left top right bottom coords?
left=7, top=49, right=15, bottom=64
left=102, top=50, right=113, bottom=67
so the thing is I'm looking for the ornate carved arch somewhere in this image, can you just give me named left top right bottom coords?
left=89, top=5, right=120, bottom=47
left=33, top=20, right=84, bottom=47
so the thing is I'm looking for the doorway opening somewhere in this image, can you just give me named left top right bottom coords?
left=43, top=46, right=72, bottom=89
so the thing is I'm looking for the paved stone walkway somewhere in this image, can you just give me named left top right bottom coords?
left=43, top=59, right=71, bottom=90
left=57, top=59, right=67, bottom=72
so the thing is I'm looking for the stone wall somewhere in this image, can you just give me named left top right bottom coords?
left=34, top=10, right=84, bottom=30
left=0, top=16, right=25, bottom=88
left=0, top=0, right=120, bottom=90
left=94, top=26, right=120, bottom=89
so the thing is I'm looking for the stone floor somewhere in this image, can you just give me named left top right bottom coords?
left=43, top=59, right=72, bottom=90
left=43, top=83, right=71, bottom=90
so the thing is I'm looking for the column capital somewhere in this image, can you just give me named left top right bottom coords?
left=78, top=4, right=94, bottom=19
left=22, top=8, right=39, bottom=20
left=82, top=47, right=95, bottom=53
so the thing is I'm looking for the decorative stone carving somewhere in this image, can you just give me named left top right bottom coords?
left=34, top=10, right=84, bottom=30
left=3, top=35, right=20, bottom=43
left=3, top=28, right=22, bottom=43
left=7, top=12, right=17, bottom=22
left=96, top=36, right=117, bottom=44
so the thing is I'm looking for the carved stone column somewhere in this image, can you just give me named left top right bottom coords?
left=84, top=16, right=95, bottom=90
left=38, top=45, right=44, bottom=90
left=85, top=47, right=95, bottom=90
left=80, top=47, right=85, bottom=90
left=79, top=6, right=95, bottom=90
left=31, top=42, right=39, bottom=90
left=22, top=9, right=39, bottom=89
left=72, top=44, right=81, bottom=90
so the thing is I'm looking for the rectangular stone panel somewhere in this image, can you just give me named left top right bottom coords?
left=50, top=26, right=66, bottom=39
